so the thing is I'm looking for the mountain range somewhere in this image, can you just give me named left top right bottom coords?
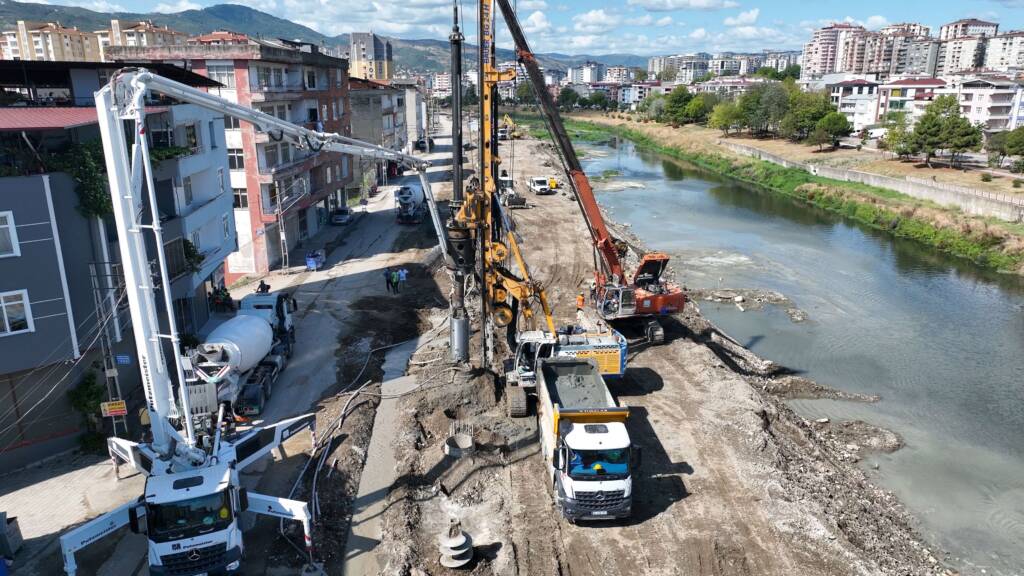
left=0, top=0, right=649, bottom=72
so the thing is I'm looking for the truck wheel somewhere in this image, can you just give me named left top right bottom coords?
left=507, top=386, right=528, bottom=418
left=646, top=320, right=665, bottom=345
left=265, top=379, right=273, bottom=399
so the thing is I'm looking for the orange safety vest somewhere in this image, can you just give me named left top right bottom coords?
left=576, top=294, right=585, bottom=310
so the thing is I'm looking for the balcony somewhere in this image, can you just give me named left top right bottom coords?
left=259, top=151, right=315, bottom=177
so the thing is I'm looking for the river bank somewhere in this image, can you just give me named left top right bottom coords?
left=515, top=112, right=1024, bottom=276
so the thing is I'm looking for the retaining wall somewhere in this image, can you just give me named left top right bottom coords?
left=718, top=140, right=1024, bottom=223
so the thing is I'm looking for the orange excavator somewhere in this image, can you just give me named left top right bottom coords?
left=493, top=0, right=687, bottom=343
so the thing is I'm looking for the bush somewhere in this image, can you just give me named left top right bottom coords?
left=981, top=173, right=993, bottom=182
left=1012, top=159, right=1024, bottom=174
left=1014, top=179, right=1023, bottom=189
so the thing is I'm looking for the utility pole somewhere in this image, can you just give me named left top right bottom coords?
left=447, top=0, right=470, bottom=363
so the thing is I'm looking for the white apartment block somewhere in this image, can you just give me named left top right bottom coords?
left=709, top=58, right=741, bottom=76
left=881, top=23, right=931, bottom=37
left=829, top=80, right=880, bottom=131
left=984, top=33, right=1024, bottom=73
left=936, top=37, right=986, bottom=75
left=605, top=65, right=632, bottom=84
left=939, top=19, right=998, bottom=41
left=432, top=71, right=451, bottom=97
left=94, top=20, right=186, bottom=61
left=2, top=21, right=100, bottom=62
left=875, top=78, right=946, bottom=124
left=937, top=77, right=1022, bottom=132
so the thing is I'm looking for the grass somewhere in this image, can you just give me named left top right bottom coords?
left=549, top=115, right=1024, bottom=275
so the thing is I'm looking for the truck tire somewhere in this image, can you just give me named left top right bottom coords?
left=507, top=386, right=528, bottom=418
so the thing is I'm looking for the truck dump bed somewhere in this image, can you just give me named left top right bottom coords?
left=541, top=358, right=616, bottom=411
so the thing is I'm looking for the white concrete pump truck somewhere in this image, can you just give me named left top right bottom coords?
left=58, top=68, right=451, bottom=576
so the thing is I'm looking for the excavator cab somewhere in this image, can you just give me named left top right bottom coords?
left=633, top=253, right=670, bottom=291
left=600, top=286, right=636, bottom=319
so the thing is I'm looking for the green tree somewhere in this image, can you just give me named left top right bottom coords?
left=557, top=87, right=579, bottom=109
left=755, top=67, right=782, bottom=81
left=781, top=89, right=832, bottom=140
left=709, top=101, right=743, bottom=135
left=944, top=115, right=982, bottom=167
left=515, top=81, right=536, bottom=104
left=693, top=72, right=715, bottom=83
left=808, top=125, right=831, bottom=151
left=780, top=65, right=801, bottom=80
left=463, top=84, right=479, bottom=105
left=912, top=111, right=946, bottom=166
left=761, top=83, right=790, bottom=134
left=683, top=93, right=718, bottom=124
left=656, top=69, right=677, bottom=82
left=986, top=131, right=1009, bottom=166
left=588, top=90, right=610, bottom=110
left=634, top=68, right=649, bottom=82
left=664, top=86, right=693, bottom=124
left=638, top=93, right=666, bottom=121
left=738, top=84, right=768, bottom=133
left=816, top=112, right=852, bottom=148
left=882, top=112, right=917, bottom=159
left=1006, top=127, right=1024, bottom=157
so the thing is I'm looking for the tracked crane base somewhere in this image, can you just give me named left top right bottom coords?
left=367, top=126, right=949, bottom=576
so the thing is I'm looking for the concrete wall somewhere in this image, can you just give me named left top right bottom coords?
left=718, top=141, right=1024, bottom=222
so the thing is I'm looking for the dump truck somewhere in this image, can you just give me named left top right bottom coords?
left=536, top=357, right=639, bottom=522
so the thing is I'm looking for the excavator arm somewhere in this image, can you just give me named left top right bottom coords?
left=493, top=0, right=625, bottom=285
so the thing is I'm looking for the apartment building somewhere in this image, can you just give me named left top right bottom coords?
left=106, top=32, right=354, bottom=284
left=801, top=23, right=867, bottom=79
left=432, top=71, right=451, bottom=97
left=829, top=79, right=880, bottom=131
left=618, top=81, right=660, bottom=108
left=648, top=53, right=711, bottom=79
left=0, top=61, right=231, bottom=470
left=605, top=65, right=632, bottom=84
left=94, top=20, right=186, bottom=61
left=391, top=78, right=426, bottom=152
left=2, top=21, right=101, bottom=62
left=567, top=61, right=606, bottom=83
left=899, top=39, right=940, bottom=77
left=543, top=68, right=566, bottom=86
left=709, top=57, right=741, bottom=76
left=762, top=51, right=801, bottom=72
left=881, top=23, right=931, bottom=37
left=937, top=76, right=1023, bottom=132
left=349, top=78, right=406, bottom=191
left=349, top=32, right=393, bottom=81
left=936, top=36, right=987, bottom=75
left=984, top=32, right=1024, bottom=73
left=939, top=19, right=998, bottom=41
left=691, top=76, right=770, bottom=98
left=875, top=77, right=946, bottom=124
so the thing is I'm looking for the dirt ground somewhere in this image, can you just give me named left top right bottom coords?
left=368, top=131, right=954, bottom=576
left=575, top=113, right=1024, bottom=197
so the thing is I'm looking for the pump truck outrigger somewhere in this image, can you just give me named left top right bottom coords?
left=59, top=68, right=452, bottom=576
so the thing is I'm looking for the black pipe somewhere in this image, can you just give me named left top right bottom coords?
left=450, top=0, right=464, bottom=204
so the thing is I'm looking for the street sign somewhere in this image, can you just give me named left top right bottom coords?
left=101, top=400, right=128, bottom=418
left=115, top=354, right=131, bottom=365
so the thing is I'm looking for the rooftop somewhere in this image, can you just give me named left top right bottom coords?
left=945, top=19, right=998, bottom=27
left=885, top=78, right=947, bottom=87
left=0, top=60, right=221, bottom=90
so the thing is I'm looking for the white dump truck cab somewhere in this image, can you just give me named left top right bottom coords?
left=553, top=420, right=635, bottom=521
left=134, top=464, right=245, bottom=575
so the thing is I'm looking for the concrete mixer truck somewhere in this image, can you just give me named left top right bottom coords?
left=395, top=184, right=426, bottom=224
left=191, top=291, right=298, bottom=419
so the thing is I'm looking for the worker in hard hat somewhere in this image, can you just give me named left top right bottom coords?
left=576, top=292, right=586, bottom=323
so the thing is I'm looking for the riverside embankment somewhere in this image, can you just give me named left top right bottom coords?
left=546, top=113, right=1024, bottom=277
left=572, top=134, right=1024, bottom=576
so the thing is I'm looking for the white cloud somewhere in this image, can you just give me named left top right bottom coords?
left=626, top=14, right=654, bottom=26
left=522, top=10, right=553, bottom=35
left=688, top=27, right=708, bottom=40
left=656, top=16, right=673, bottom=26
left=517, top=0, right=548, bottom=9
left=573, top=9, right=618, bottom=34
left=865, top=15, right=889, bottom=29
left=723, top=8, right=758, bottom=26
left=627, top=0, right=738, bottom=12
left=153, top=0, right=201, bottom=12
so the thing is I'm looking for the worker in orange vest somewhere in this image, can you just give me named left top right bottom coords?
left=576, top=292, right=586, bottom=323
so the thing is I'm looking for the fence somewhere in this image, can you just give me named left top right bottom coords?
left=718, top=141, right=1024, bottom=223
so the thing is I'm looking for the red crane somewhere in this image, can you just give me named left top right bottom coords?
left=494, top=0, right=686, bottom=343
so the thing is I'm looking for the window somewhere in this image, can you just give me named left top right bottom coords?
left=184, top=124, right=199, bottom=152
left=218, top=167, right=225, bottom=194
left=0, top=211, right=20, bottom=258
left=191, top=231, right=201, bottom=251
left=307, top=108, right=318, bottom=122
left=183, top=176, right=193, bottom=205
left=272, top=68, right=283, bottom=87
left=233, top=188, right=248, bottom=208
left=224, top=116, right=240, bottom=130
left=0, top=290, right=32, bottom=336
left=222, top=214, right=230, bottom=239
left=151, top=124, right=173, bottom=148
left=326, top=167, right=332, bottom=184
left=227, top=148, right=245, bottom=170
left=306, top=70, right=317, bottom=89
left=208, top=121, right=218, bottom=149
left=264, top=144, right=279, bottom=168
left=206, top=64, right=236, bottom=89
left=258, top=66, right=272, bottom=88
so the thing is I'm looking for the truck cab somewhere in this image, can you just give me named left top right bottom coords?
left=536, top=358, right=639, bottom=522
left=238, top=292, right=296, bottom=346
left=131, top=464, right=246, bottom=575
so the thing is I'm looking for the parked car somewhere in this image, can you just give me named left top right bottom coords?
left=529, top=177, right=555, bottom=195
left=415, top=138, right=436, bottom=151
left=330, top=206, right=352, bottom=225
left=235, top=382, right=265, bottom=417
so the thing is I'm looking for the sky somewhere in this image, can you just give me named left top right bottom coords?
left=37, top=0, right=1024, bottom=55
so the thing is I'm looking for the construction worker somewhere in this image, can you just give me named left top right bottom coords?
left=383, top=268, right=393, bottom=293
left=576, top=292, right=586, bottom=323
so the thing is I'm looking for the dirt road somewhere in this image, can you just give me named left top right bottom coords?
left=374, top=132, right=949, bottom=576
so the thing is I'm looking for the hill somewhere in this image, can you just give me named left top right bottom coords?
left=0, top=1, right=648, bottom=72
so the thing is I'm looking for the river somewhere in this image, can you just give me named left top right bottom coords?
left=580, top=138, right=1024, bottom=576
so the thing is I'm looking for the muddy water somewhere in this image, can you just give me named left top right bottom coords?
left=581, top=139, right=1024, bottom=575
